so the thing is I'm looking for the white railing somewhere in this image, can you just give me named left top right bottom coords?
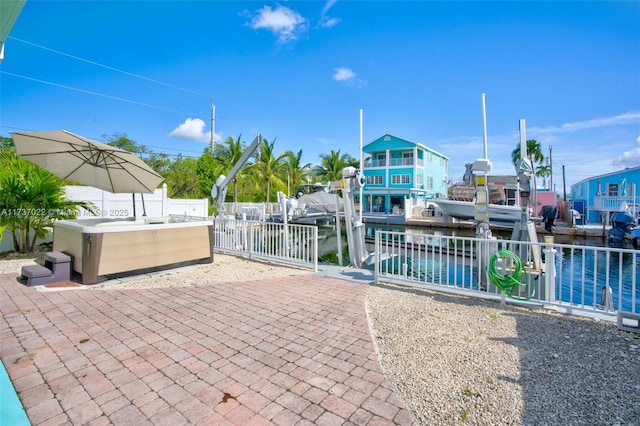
left=593, top=196, right=640, bottom=212
left=221, top=202, right=279, bottom=220
left=390, top=158, right=414, bottom=166
left=171, top=215, right=318, bottom=271
left=364, top=159, right=387, bottom=167
left=373, top=230, right=638, bottom=318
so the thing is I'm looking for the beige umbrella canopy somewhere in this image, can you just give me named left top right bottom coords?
left=10, top=130, right=163, bottom=194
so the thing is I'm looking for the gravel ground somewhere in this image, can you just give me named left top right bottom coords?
left=367, top=282, right=640, bottom=426
left=2, top=250, right=639, bottom=425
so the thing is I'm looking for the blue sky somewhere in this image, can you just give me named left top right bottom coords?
left=1, top=0, right=639, bottom=189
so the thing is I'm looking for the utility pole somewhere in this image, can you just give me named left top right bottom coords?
left=562, top=165, right=567, bottom=201
left=549, top=145, right=553, bottom=192
left=210, top=99, right=216, bottom=153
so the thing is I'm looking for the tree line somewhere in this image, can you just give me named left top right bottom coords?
left=103, top=133, right=360, bottom=203
left=0, top=133, right=358, bottom=252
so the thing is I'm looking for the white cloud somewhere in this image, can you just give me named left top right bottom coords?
left=169, top=118, right=217, bottom=143
left=317, top=1, right=341, bottom=28
left=612, top=135, right=640, bottom=168
left=322, top=0, right=338, bottom=15
left=332, top=67, right=367, bottom=87
left=318, top=15, right=341, bottom=28
left=333, top=67, right=356, bottom=83
left=247, top=5, right=307, bottom=44
left=530, top=111, right=640, bottom=135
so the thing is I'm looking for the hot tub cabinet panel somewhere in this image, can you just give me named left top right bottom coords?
left=53, top=219, right=213, bottom=284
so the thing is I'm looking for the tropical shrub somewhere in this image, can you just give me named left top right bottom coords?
left=0, top=151, right=96, bottom=253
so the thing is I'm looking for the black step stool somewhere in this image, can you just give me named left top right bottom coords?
left=21, top=251, right=72, bottom=286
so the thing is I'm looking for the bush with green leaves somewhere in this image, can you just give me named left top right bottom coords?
left=0, top=150, right=95, bottom=253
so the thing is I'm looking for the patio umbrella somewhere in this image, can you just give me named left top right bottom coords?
left=10, top=130, right=163, bottom=194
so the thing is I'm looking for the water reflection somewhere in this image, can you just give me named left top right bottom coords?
left=557, top=247, right=639, bottom=312
left=318, top=223, right=638, bottom=312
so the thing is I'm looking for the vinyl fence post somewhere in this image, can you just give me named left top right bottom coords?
left=543, top=237, right=557, bottom=303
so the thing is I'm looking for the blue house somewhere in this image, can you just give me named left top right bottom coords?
left=570, top=166, right=640, bottom=224
left=361, top=134, right=448, bottom=214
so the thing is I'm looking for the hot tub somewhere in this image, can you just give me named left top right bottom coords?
left=53, top=217, right=213, bottom=284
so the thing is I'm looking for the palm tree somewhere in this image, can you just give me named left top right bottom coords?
left=536, top=163, right=552, bottom=190
left=512, top=138, right=545, bottom=209
left=314, top=150, right=353, bottom=182
left=511, top=139, right=545, bottom=174
left=0, top=151, right=95, bottom=253
left=282, top=149, right=311, bottom=196
left=215, top=135, right=250, bottom=205
left=252, top=138, right=286, bottom=208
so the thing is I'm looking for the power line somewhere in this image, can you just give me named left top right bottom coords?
left=7, top=36, right=254, bottom=113
left=8, top=36, right=212, bottom=99
left=1, top=71, right=203, bottom=117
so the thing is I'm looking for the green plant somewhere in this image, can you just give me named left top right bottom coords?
left=0, top=152, right=96, bottom=252
left=460, top=408, right=469, bottom=422
left=319, top=245, right=350, bottom=265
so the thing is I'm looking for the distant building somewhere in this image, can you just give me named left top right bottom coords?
left=570, top=166, right=640, bottom=224
left=361, top=133, right=448, bottom=214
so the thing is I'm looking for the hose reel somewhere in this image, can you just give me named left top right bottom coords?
left=487, top=250, right=536, bottom=301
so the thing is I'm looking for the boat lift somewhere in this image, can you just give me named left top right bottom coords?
left=210, top=134, right=262, bottom=218
left=339, top=166, right=368, bottom=268
left=473, top=96, right=542, bottom=303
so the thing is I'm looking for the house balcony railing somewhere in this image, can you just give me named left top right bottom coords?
left=593, top=195, right=640, bottom=212
left=364, top=157, right=425, bottom=168
left=364, top=159, right=387, bottom=168
left=390, top=158, right=414, bottom=166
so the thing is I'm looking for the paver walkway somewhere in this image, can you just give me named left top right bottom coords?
left=0, top=271, right=413, bottom=425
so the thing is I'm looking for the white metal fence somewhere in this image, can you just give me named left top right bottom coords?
left=172, top=215, right=318, bottom=271
left=373, top=230, right=639, bottom=318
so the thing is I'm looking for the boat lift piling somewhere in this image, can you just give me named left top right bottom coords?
left=474, top=93, right=496, bottom=292
left=339, top=166, right=368, bottom=269
left=511, top=119, right=541, bottom=269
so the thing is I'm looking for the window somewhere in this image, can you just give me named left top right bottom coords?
left=391, top=174, right=411, bottom=184
left=426, top=176, right=433, bottom=190
left=367, top=175, right=382, bottom=185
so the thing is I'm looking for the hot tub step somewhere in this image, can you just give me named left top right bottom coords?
left=21, top=265, right=53, bottom=286
left=20, top=251, right=72, bottom=286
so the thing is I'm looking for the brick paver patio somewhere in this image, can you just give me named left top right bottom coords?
left=0, top=271, right=413, bottom=425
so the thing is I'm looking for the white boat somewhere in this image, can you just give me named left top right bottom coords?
left=435, top=199, right=524, bottom=226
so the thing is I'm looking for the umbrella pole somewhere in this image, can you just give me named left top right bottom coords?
left=141, top=193, right=147, bottom=216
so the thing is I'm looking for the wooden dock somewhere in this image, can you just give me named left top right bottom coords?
left=404, top=217, right=608, bottom=239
